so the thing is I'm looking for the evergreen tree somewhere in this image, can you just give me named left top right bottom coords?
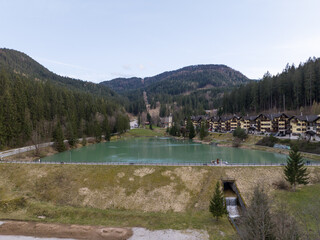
left=67, top=124, right=77, bottom=147
left=93, top=120, right=102, bottom=142
left=147, top=113, right=152, bottom=130
left=187, top=117, right=195, bottom=139
left=200, top=121, right=208, bottom=140
left=284, top=146, right=309, bottom=191
left=159, top=104, right=167, bottom=117
left=53, top=123, right=66, bottom=152
left=209, top=182, right=228, bottom=221
left=233, top=127, right=247, bottom=140
left=115, top=114, right=130, bottom=134
left=81, top=135, right=87, bottom=146
left=102, top=116, right=111, bottom=141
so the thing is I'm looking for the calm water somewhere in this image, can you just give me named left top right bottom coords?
left=41, top=137, right=293, bottom=164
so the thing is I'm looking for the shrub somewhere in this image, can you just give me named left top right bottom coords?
left=256, top=135, right=278, bottom=147
left=272, top=178, right=290, bottom=190
left=0, top=197, right=26, bottom=212
left=233, top=127, right=247, bottom=140
left=81, top=136, right=87, bottom=146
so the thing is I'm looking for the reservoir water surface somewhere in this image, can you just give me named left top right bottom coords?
left=41, top=137, right=292, bottom=164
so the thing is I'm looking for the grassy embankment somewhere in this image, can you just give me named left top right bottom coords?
left=1, top=164, right=319, bottom=239
left=0, top=164, right=233, bottom=239
left=1, top=164, right=320, bottom=239
left=205, top=132, right=320, bottom=161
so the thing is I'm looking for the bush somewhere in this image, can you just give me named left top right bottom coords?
left=256, top=135, right=278, bottom=147
left=0, top=197, right=26, bottom=212
left=81, top=136, right=87, bottom=146
left=233, top=127, right=247, bottom=140
left=272, top=178, right=290, bottom=190
left=293, top=140, right=320, bottom=154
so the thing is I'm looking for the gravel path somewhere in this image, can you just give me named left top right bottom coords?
left=128, top=228, right=209, bottom=240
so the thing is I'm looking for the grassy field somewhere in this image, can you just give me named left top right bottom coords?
left=275, top=183, right=320, bottom=207
left=274, top=183, right=320, bottom=237
left=0, top=164, right=235, bottom=239
left=120, top=128, right=166, bottom=138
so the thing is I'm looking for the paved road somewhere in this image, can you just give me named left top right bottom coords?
left=0, top=137, right=96, bottom=159
left=0, top=142, right=54, bottom=159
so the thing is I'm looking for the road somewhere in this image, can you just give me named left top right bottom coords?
left=0, top=137, right=96, bottom=160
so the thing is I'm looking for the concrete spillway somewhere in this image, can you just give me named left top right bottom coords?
left=225, top=197, right=240, bottom=218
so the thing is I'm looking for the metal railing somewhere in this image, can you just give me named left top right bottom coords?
left=1, top=160, right=320, bottom=167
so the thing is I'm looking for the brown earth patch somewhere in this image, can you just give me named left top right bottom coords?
left=0, top=221, right=132, bottom=240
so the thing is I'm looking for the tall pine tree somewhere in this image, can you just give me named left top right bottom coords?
left=209, top=182, right=228, bottom=221
left=53, top=123, right=66, bottom=152
left=200, top=121, right=208, bottom=140
left=284, top=146, right=309, bottom=191
left=187, top=117, right=195, bottom=139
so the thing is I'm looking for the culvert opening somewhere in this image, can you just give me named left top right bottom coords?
left=221, top=179, right=240, bottom=218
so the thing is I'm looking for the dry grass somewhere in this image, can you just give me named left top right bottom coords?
left=1, top=164, right=319, bottom=239
left=1, top=164, right=319, bottom=211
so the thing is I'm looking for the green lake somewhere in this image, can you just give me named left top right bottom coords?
left=41, top=137, right=294, bottom=164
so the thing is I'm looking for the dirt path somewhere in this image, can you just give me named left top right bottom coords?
left=128, top=228, right=209, bottom=240
left=0, top=221, right=132, bottom=240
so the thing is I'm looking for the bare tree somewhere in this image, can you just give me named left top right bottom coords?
left=31, top=122, right=43, bottom=157
left=238, top=185, right=274, bottom=240
left=273, top=202, right=301, bottom=240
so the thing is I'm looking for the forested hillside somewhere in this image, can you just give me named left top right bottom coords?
left=102, top=64, right=249, bottom=94
left=0, top=51, right=130, bottom=150
left=222, top=58, right=320, bottom=114
left=0, top=48, right=119, bottom=99
left=102, top=65, right=251, bottom=117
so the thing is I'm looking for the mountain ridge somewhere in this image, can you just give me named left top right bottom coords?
left=100, top=64, right=251, bottom=95
left=0, top=48, right=117, bottom=98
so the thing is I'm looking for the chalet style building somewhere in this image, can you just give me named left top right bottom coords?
left=160, top=114, right=173, bottom=128
left=230, top=115, right=239, bottom=131
left=255, top=113, right=292, bottom=133
left=187, top=113, right=320, bottom=137
left=208, top=116, right=220, bottom=132
left=238, top=116, right=258, bottom=132
left=290, top=115, right=320, bottom=136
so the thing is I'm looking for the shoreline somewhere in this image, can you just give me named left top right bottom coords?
left=2, top=129, right=320, bottom=163
left=190, top=135, right=320, bottom=162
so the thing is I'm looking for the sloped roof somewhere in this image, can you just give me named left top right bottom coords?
left=293, top=115, right=320, bottom=122
left=242, top=115, right=258, bottom=121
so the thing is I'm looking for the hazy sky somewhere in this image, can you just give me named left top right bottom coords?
left=1, top=0, right=320, bottom=83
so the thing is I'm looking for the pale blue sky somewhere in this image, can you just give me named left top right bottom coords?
left=1, top=0, right=320, bottom=83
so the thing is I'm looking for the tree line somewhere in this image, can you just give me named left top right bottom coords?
left=0, top=69, right=129, bottom=150
left=222, top=57, right=320, bottom=114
